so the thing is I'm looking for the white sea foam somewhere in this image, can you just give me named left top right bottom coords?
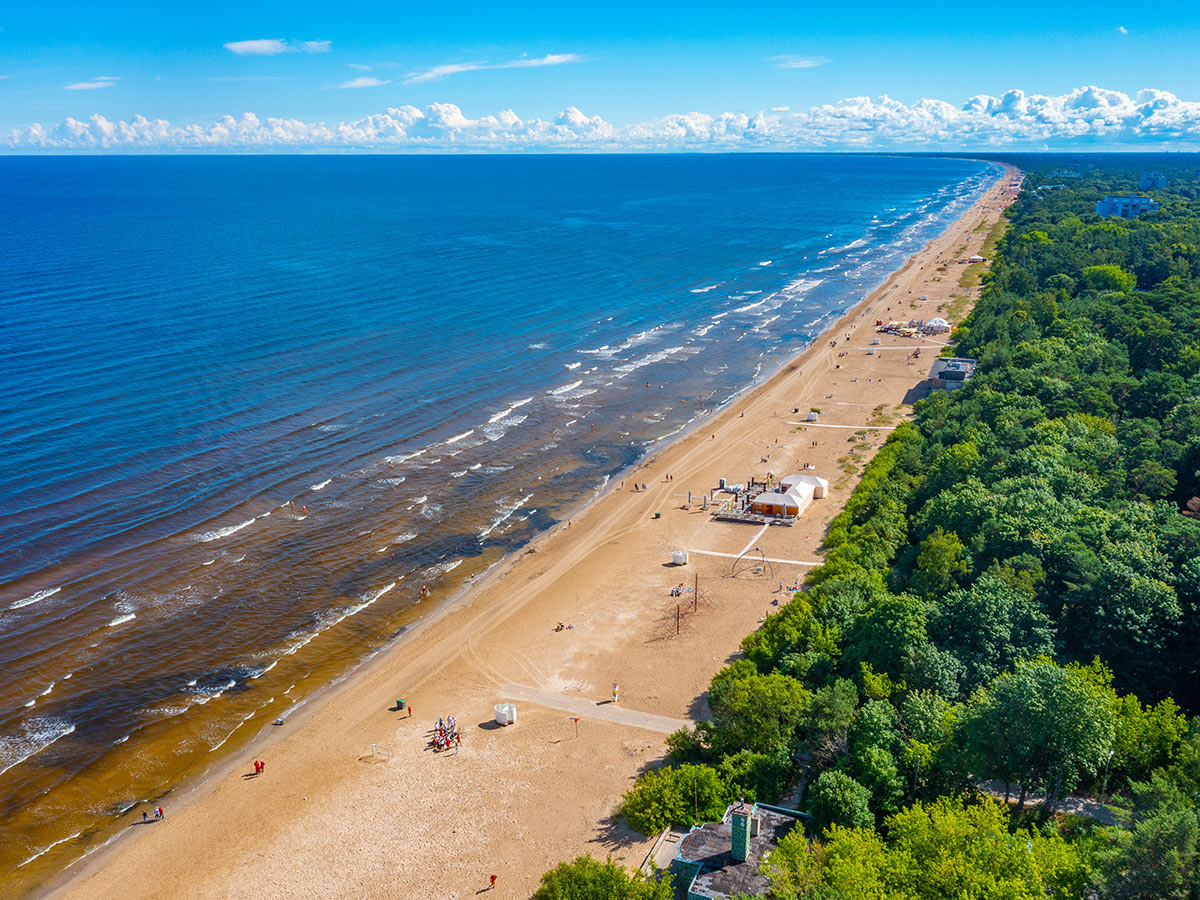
left=107, top=613, right=136, bottom=627
left=482, top=413, right=527, bottom=442
left=528, top=341, right=549, bottom=349
left=563, top=361, right=582, bottom=370
left=428, top=559, right=462, bottom=576
left=445, top=430, right=475, bottom=444
left=17, top=829, right=85, bottom=868
left=10, top=586, right=61, bottom=610
left=579, top=344, right=619, bottom=359
left=487, top=397, right=533, bottom=424
left=393, top=533, right=417, bottom=544
left=549, top=380, right=583, bottom=395
left=0, top=719, right=77, bottom=779
left=381, top=476, right=406, bottom=485
left=695, top=324, right=714, bottom=337
left=758, top=260, right=773, bottom=266
left=385, top=449, right=426, bottom=466
left=480, top=494, right=535, bottom=538
left=194, top=517, right=257, bottom=543
left=451, top=469, right=468, bottom=478
left=615, top=346, right=685, bottom=375
left=734, top=297, right=769, bottom=313
left=690, top=284, right=720, bottom=293
left=412, top=495, right=428, bottom=504
left=310, top=479, right=332, bottom=491
left=203, top=559, right=216, bottom=566
left=208, top=720, right=246, bottom=753
left=831, top=237, right=869, bottom=253
left=711, top=311, right=730, bottom=320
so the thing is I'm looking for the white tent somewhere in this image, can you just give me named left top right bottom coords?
left=925, top=317, right=951, bottom=334
left=751, top=475, right=830, bottom=518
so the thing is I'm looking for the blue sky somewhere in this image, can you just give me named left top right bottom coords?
left=4, top=1, right=1200, bottom=150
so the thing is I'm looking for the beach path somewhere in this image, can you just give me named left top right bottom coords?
left=499, top=684, right=692, bottom=734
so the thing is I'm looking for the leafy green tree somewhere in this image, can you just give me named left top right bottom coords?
left=853, top=746, right=904, bottom=816
left=849, top=699, right=902, bottom=757
left=900, top=640, right=965, bottom=698
left=1080, top=264, right=1136, bottom=293
left=765, top=797, right=1092, bottom=899
left=1061, top=555, right=1182, bottom=699
left=807, top=770, right=873, bottom=833
left=799, top=678, right=858, bottom=765
left=928, top=574, right=1056, bottom=694
left=533, top=855, right=675, bottom=900
left=843, top=592, right=927, bottom=681
left=901, top=690, right=958, bottom=747
left=908, top=526, right=970, bottom=600
left=959, top=659, right=1115, bottom=810
left=707, top=665, right=811, bottom=755
left=618, top=764, right=731, bottom=834
left=1094, top=773, right=1200, bottom=900
left=716, top=749, right=792, bottom=804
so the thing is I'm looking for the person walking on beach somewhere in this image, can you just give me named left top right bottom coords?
left=612, top=683, right=620, bottom=704
left=489, top=874, right=497, bottom=890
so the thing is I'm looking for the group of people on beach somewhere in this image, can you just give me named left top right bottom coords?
left=431, top=716, right=461, bottom=753
left=669, top=583, right=688, bottom=597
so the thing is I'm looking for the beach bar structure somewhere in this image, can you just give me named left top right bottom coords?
left=929, top=357, right=976, bottom=392
left=748, top=474, right=828, bottom=520
left=670, top=802, right=804, bottom=899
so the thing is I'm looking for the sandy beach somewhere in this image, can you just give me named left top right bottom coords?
left=36, top=164, right=1019, bottom=900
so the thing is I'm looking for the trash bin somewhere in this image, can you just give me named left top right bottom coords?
left=396, top=698, right=406, bottom=710
left=653, top=512, right=661, bottom=519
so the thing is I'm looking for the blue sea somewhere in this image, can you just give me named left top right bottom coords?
left=0, top=153, right=997, bottom=883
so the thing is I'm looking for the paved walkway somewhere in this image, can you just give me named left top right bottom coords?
left=686, top=548, right=820, bottom=566
left=787, top=421, right=897, bottom=430
left=499, top=684, right=692, bottom=734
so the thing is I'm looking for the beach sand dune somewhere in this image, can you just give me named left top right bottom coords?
left=37, top=167, right=1018, bottom=900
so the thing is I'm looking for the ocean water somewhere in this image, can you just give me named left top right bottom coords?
left=0, top=153, right=997, bottom=886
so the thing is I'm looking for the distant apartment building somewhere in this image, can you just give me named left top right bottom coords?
left=1138, top=172, right=1166, bottom=190
left=1095, top=196, right=1160, bottom=219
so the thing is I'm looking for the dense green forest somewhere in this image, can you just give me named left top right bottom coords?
left=535, top=158, right=1200, bottom=899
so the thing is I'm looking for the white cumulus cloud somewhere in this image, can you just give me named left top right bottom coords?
left=11, top=85, right=1200, bottom=152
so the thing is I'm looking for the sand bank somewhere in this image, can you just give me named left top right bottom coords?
left=36, top=165, right=1019, bottom=900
